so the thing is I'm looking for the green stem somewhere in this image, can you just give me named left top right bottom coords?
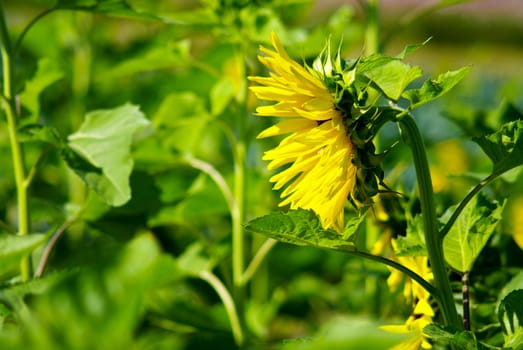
left=199, top=271, right=244, bottom=346
left=240, top=238, right=277, bottom=286
left=364, top=0, right=380, bottom=55
left=231, top=45, right=250, bottom=330
left=440, top=173, right=497, bottom=238
left=399, top=115, right=462, bottom=329
left=14, top=7, right=57, bottom=54
left=232, top=139, right=246, bottom=305
left=183, top=155, right=235, bottom=214
left=0, top=4, right=32, bottom=281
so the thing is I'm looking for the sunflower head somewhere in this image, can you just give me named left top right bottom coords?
left=249, top=32, right=388, bottom=231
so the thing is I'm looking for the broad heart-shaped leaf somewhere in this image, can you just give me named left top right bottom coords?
left=442, top=193, right=505, bottom=273
left=244, top=209, right=363, bottom=252
left=498, top=289, right=523, bottom=349
left=0, top=234, right=48, bottom=276
left=473, top=120, right=523, bottom=176
left=66, top=103, right=150, bottom=206
left=357, top=55, right=423, bottom=101
left=395, top=214, right=427, bottom=257
left=19, top=58, right=64, bottom=124
left=403, top=66, right=471, bottom=110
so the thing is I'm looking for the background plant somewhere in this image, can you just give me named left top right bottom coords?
left=0, top=0, right=522, bottom=349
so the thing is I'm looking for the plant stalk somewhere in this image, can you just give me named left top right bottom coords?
left=0, top=3, right=32, bottom=281
left=199, top=271, right=244, bottom=346
left=399, top=115, right=462, bottom=329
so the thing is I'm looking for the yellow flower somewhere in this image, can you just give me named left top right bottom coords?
left=249, top=32, right=358, bottom=231
left=386, top=240, right=434, bottom=304
left=381, top=312, right=433, bottom=350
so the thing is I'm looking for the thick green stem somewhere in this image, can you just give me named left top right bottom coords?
left=399, top=115, right=462, bottom=329
left=0, top=4, right=32, bottom=281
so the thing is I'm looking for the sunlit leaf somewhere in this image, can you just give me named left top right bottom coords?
left=396, top=38, right=432, bottom=59
left=0, top=234, right=48, bottom=276
left=395, top=215, right=427, bottom=256
left=358, top=55, right=423, bottom=101
left=403, top=66, right=470, bottom=109
left=19, top=58, right=64, bottom=124
left=244, top=209, right=362, bottom=252
left=473, top=120, right=523, bottom=176
left=498, top=289, right=523, bottom=349
left=66, top=103, right=150, bottom=206
left=442, top=193, right=505, bottom=273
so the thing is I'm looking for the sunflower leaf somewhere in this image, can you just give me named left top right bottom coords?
left=244, top=209, right=362, bottom=252
left=402, top=66, right=470, bottom=109
left=423, top=324, right=481, bottom=349
left=472, top=120, right=523, bottom=176
left=0, top=234, right=49, bottom=276
left=66, top=103, right=150, bottom=206
left=358, top=55, right=423, bottom=101
left=498, top=289, right=523, bottom=349
left=19, top=58, right=64, bottom=124
left=395, top=215, right=427, bottom=257
left=442, top=193, right=505, bottom=273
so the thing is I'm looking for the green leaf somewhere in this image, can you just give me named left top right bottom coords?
left=442, top=193, right=505, bottom=273
left=358, top=55, right=423, bottom=101
left=498, top=289, right=523, bottom=349
left=177, top=242, right=213, bottom=276
left=396, top=38, right=432, bottom=59
left=153, top=92, right=212, bottom=154
left=244, top=209, right=362, bottom=252
left=98, top=40, right=191, bottom=81
left=423, top=324, right=480, bottom=349
left=395, top=214, right=427, bottom=256
left=0, top=234, right=48, bottom=276
left=403, top=66, right=471, bottom=109
left=210, top=78, right=235, bottom=116
left=66, top=103, right=150, bottom=206
left=17, top=233, right=165, bottom=349
left=19, top=58, right=64, bottom=124
left=499, top=271, right=523, bottom=306
left=279, top=316, right=407, bottom=350
left=18, top=124, right=62, bottom=146
left=473, top=120, right=523, bottom=176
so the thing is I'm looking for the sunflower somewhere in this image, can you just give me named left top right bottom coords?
left=381, top=310, right=433, bottom=350
left=249, top=32, right=359, bottom=232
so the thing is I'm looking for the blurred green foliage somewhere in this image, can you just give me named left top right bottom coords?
left=0, top=0, right=522, bottom=349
